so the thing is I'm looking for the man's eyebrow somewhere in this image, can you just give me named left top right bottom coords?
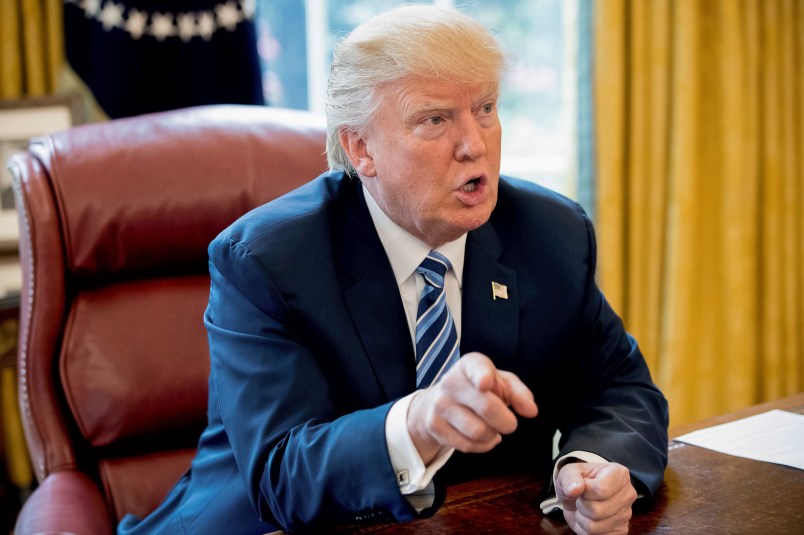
left=473, top=85, right=498, bottom=104
left=406, top=85, right=499, bottom=117
left=408, top=101, right=451, bottom=116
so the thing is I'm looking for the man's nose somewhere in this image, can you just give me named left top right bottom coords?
left=455, top=116, right=487, bottom=161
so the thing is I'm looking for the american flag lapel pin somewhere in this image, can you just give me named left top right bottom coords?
left=491, top=281, right=508, bottom=300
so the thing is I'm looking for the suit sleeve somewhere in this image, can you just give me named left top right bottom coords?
left=205, top=236, right=417, bottom=533
left=556, top=208, right=669, bottom=499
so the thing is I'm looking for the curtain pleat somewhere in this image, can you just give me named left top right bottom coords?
left=627, top=0, right=671, bottom=376
left=21, top=0, right=46, bottom=96
left=798, top=0, right=804, bottom=392
left=45, top=0, right=62, bottom=92
left=594, top=0, right=628, bottom=316
left=0, top=1, right=23, bottom=98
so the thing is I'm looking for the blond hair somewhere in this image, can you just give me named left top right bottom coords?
left=325, top=4, right=507, bottom=172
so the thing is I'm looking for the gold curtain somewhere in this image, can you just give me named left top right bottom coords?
left=595, top=0, right=803, bottom=425
left=0, top=0, right=63, bottom=98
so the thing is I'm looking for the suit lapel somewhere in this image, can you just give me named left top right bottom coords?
left=461, top=222, right=519, bottom=362
left=336, top=181, right=416, bottom=401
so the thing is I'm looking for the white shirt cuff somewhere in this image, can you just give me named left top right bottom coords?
left=386, top=391, right=454, bottom=495
left=539, top=450, right=608, bottom=514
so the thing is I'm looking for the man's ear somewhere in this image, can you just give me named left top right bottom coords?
left=339, top=127, right=376, bottom=177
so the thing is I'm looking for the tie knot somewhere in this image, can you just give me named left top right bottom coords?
left=416, top=251, right=451, bottom=288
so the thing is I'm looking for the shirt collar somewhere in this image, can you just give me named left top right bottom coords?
left=363, top=184, right=466, bottom=287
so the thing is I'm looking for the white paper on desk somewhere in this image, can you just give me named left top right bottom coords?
left=674, top=409, right=804, bottom=470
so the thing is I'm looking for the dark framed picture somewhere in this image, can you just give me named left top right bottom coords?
left=0, top=97, right=77, bottom=251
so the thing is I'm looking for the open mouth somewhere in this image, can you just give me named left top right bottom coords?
left=463, top=177, right=482, bottom=192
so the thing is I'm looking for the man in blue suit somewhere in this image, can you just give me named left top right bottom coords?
left=119, top=5, right=668, bottom=534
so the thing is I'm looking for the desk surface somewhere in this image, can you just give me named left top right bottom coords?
left=334, top=392, right=804, bottom=534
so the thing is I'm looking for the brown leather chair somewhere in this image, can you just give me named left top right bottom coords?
left=7, top=105, right=328, bottom=534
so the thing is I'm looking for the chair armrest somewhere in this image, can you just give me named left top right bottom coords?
left=15, top=471, right=115, bottom=535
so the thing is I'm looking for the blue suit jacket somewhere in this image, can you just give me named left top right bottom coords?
left=119, top=171, right=668, bottom=534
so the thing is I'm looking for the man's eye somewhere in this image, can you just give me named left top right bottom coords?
left=482, top=103, right=494, bottom=113
left=428, top=116, right=443, bottom=125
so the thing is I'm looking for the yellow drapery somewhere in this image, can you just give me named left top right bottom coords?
left=0, top=0, right=63, bottom=98
left=595, top=0, right=803, bottom=425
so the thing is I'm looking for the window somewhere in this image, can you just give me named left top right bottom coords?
left=256, top=0, right=578, bottom=198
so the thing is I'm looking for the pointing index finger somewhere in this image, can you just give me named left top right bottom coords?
left=497, top=371, right=538, bottom=418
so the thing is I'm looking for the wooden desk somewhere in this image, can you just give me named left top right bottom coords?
left=334, top=393, right=804, bottom=534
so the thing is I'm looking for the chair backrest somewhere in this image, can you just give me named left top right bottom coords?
left=8, top=105, right=328, bottom=521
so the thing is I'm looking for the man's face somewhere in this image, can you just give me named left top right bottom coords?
left=349, top=76, right=502, bottom=247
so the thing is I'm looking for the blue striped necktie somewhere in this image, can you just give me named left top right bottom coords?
left=415, top=251, right=460, bottom=388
